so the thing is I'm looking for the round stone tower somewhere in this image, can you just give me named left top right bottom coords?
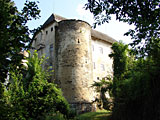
left=55, top=20, right=94, bottom=113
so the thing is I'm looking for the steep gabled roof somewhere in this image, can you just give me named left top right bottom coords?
left=54, top=14, right=66, bottom=22
left=91, top=29, right=117, bottom=43
left=42, top=14, right=56, bottom=28
left=41, top=14, right=117, bottom=44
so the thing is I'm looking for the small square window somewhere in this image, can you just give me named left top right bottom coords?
left=101, top=64, right=105, bottom=71
left=40, top=49, right=43, bottom=55
left=92, top=45, right=94, bottom=51
left=46, top=31, right=48, bottom=35
left=50, top=44, right=53, bottom=52
left=99, top=47, right=103, bottom=54
left=49, top=62, right=53, bottom=70
left=93, top=62, right=96, bottom=69
left=51, top=27, right=53, bottom=32
left=49, top=62, right=52, bottom=66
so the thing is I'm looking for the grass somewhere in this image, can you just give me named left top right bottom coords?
left=45, top=110, right=112, bottom=120
left=75, top=110, right=112, bottom=120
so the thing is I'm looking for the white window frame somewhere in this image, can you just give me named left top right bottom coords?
left=100, top=64, right=105, bottom=71
left=99, top=47, right=103, bottom=54
left=93, top=62, right=96, bottom=69
left=92, top=45, right=94, bottom=51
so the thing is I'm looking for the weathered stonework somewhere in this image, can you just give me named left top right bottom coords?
left=30, top=14, right=117, bottom=113
left=55, top=20, right=94, bottom=106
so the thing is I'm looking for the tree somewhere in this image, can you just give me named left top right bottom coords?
left=85, top=1, right=160, bottom=119
left=0, top=0, right=40, bottom=83
left=92, top=76, right=113, bottom=110
left=0, top=1, right=71, bottom=119
left=109, top=41, right=129, bottom=77
left=109, top=42, right=160, bottom=120
left=0, top=51, right=70, bottom=120
left=85, top=0, right=160, bottom=55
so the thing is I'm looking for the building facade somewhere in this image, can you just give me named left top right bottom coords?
left=30, top=14, right=116, bottom=113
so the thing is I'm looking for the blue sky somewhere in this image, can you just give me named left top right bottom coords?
left=13, top=0, right=134, bottom=43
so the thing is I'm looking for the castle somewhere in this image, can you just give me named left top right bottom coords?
left=30, top=14, right=116, bottom=113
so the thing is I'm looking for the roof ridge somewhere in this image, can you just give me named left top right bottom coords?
left=41, top=13, right=117, bottom=43
left=91, top=29, right=117, bottom=43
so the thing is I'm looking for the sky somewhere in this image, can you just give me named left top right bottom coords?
left=13, top=0, right=135, bottom=44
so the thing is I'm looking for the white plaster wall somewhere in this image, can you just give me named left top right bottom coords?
left=43, top=23, right=57, bottom=57
left=30, top=21, right=114, bottom=105
left=91, top=38, right=113, bottom=82
left=31, top=22, right=58, bottom=72
left=31, top=22, right=113, bottom=84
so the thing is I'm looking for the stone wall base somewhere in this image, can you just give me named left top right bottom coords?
left=70, top=102, right=96, bottom=114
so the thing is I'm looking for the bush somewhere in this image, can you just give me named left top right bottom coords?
left=1, top=51, right=70, bottom=120
left=110, top=42, right=160, bottom=120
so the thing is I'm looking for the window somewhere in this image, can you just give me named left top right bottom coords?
left=49, top=44, right=53, bottom=59
left=40, top=49, right=43, bottom=55
left=92, top=45, right=94, bottom=51
left=50, top=44, right=53, bottom=52
left=93, top=62, right=96, bottom=69
left=100, top=64, right=105, bottom=71
left=46, top=31, right=48, bottom=35
left=49, top=62, right=53, bottom=70
left=99, top=47, right=103, bottom=54
left=51, top=27, right=53, bottom=32
left=49, top=62, right=52, bottom=67
left=77, top=39, right=80, bottom=43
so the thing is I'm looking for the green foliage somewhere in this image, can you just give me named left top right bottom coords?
left=0, top=0, right=40, bottom=83
left=109, top=41, right=129, bottom=78
left=75, top=110, right=111, bottom=120
left=0, top=1, right=71, bottom=119
left=0, top=83, right=10, bottom=120
left=85, top=0, right=160, bottom=55
left=109, top=42, right=160, bottom=120
left=92, top=76, right=113, bottom=110
left=86, top=1, right=160, bottom=119
left=92, top=76, right=112, bottom=93
left=45, top=112, right=66, bottom=120
left=0, top=51, right=70, bottom=120
left=109, top=42, right=132, bottom=98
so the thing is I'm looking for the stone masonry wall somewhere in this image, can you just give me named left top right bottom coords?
left=31, top=17, right=115, bottom=113
left=55, top=20, right=94, bottom=108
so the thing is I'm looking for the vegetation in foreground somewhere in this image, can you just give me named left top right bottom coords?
left=0, top=0, right=40, bottom=83
left=0, top=51, right=71, bottom=120
left=44, top=110, right=111, bottom=120
left=86, top=0, right=160, bottom=120
left=1, top=0, right=160, bottom=120
left=0, top=1, right=71, bottom=119
left=76, top=110, right=111, bottom=120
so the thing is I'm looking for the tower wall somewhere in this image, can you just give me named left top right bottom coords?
left=55, top=20, right=94, bottom=113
